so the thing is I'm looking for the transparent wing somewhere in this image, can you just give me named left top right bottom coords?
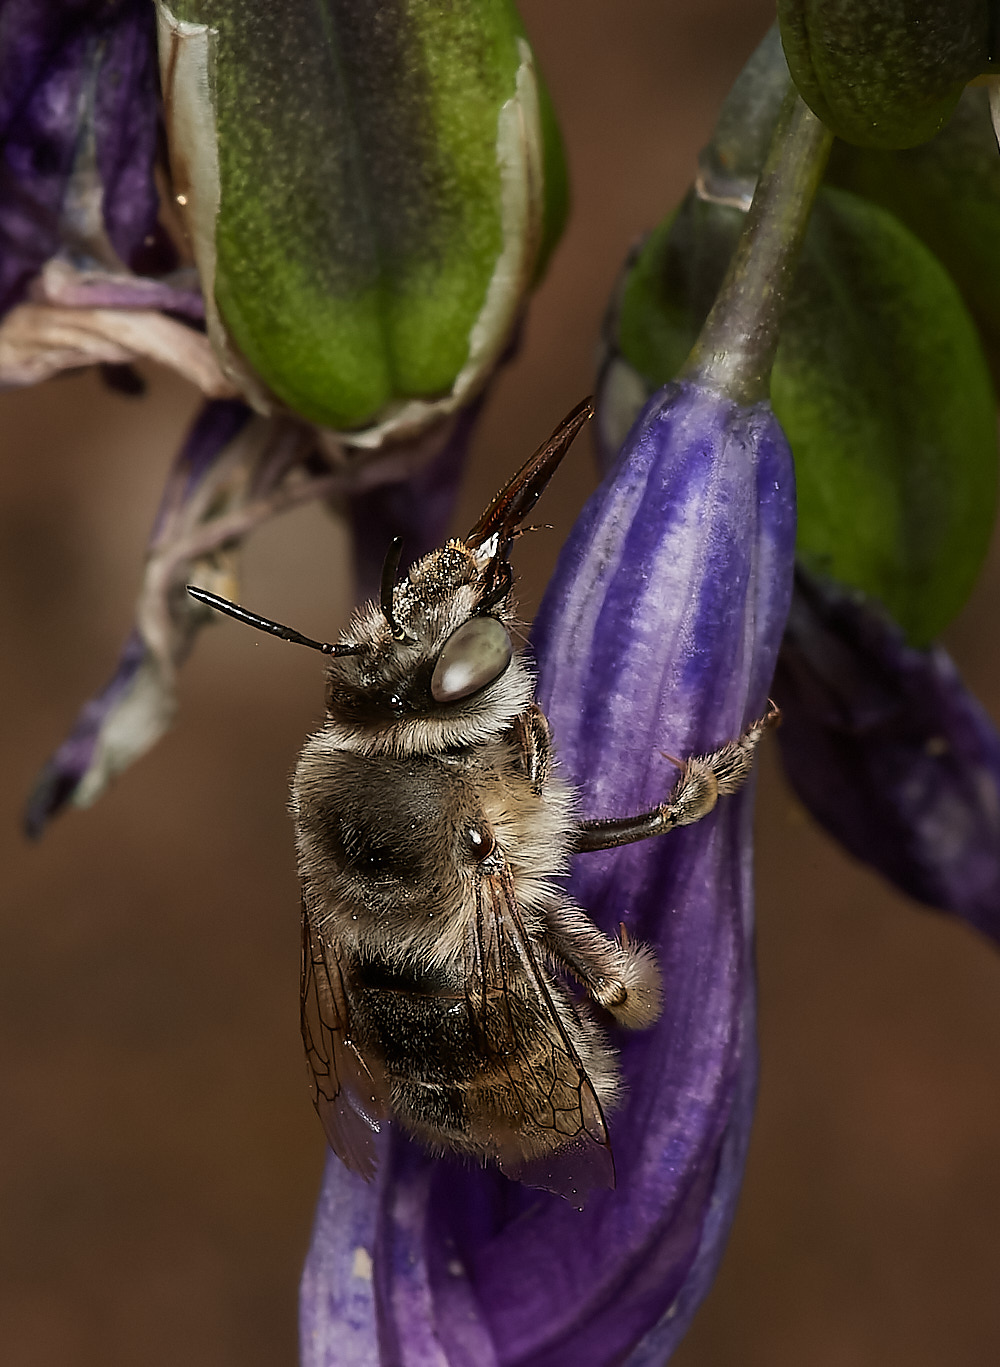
left=473, top=871, right=615, bottom=1201
left=300, top=904, right=388, bottom=1181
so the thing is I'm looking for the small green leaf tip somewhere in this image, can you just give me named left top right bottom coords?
left=156, top=1, right=566, bottom=440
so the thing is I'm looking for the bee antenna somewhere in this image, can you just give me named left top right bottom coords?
left=186, top=587, right=359, bottom=656
left=379, top=536, right=415, bottom=642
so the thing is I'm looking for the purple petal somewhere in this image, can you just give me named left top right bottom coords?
left=91, top=0, right=159, bottom=268
left=0, top=2, right=89, bottom=310
left=773, top=568, right=1000, bottom=933
left=0, top=0, right=159, bottom=314
left=150, top=397, right=252, bottom=536
left=30, top=260, right=204, bottom=317
left=25, top=399, right=252, bottom=836
left=24, top=626, right=147, bottom=838
left=300, top=1151, right=385, bottom=1367
left=300, top=380, right=796, bottom=1362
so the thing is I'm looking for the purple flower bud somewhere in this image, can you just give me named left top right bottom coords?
left=773, top=569, right=1000, bottom=933
left=299, top=379, right=796, bottom=1362
left=0, top=0, right=160, bottom=315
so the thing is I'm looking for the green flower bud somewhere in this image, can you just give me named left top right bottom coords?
left=778, top=0, right=990, bottom=148
left=698, top=30, right=1000, bottom=381
left=156, top=1, right=566, bottom=440
left=608, top=185, right=997, bottom=645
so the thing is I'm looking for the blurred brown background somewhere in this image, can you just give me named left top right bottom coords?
left=4, top=2, right=1000, bottom=1363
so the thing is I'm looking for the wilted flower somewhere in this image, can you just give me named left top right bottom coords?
left=17, top=1, right=566, bottom=829
left=300, top=87, right=826, bottom=1364
left=774, top=568, right=1000, bottom=932
left=25, top=397, right=250, bottom=835
left=24, top=394, right=488, bottom=835
left=0, top=0, right=231, bottom=391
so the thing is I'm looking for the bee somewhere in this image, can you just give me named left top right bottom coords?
left=188, top=398, right=775, bottom=1199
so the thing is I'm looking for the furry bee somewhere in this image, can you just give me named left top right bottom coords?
left=189, top=398, right=775, bottom=1199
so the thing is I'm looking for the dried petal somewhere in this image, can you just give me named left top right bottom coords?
left=773, top=568, right=1000, bottom=931
left=30, top=256, right=204, bottom=317
left=0, top=299, right=234, bottom=392
left=24, top=627, right=150, bottom=837
left=26, top=399, right=253, bottom=834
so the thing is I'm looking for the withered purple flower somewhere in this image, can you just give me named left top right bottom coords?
left=0, top=0, right=160, bottom=310
left=300, top=89, right=827, bottom=1364
left=17, top=3, right=570, bottom=827
left=774, top=569, right=1000, bottom=932
left=25, top=392, right=491, bottom=835
left=25, top=397, right=250, bottom=836
left=0, top=0, right=233, bottom=389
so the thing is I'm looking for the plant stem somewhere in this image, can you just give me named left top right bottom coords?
left=682, top=85, right=833, bottom=404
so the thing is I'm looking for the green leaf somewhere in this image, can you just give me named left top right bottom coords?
left=615, top=186, right=998, bottom=644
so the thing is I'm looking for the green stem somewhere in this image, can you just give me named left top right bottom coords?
left=681, top=85, right=833, bottom=404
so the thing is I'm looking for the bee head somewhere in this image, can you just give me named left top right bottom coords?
left=323, top=398, right=593, bottom=754
left=186, top=399, right=593, bottom=756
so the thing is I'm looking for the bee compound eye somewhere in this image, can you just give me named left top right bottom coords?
left=430, top=616, right=513, bottom=703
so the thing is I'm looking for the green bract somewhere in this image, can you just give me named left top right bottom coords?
left=156, top=1, right=566, bottom=440
left=778, top=0, right=989, bottom=148
left=611, top=187, right=998, bottom=645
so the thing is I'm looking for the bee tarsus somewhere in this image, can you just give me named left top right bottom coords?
left=573, top=702, right=780, bottom=853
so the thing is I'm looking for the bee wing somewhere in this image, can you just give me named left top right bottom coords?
left=477, top=874, right=615, bottom=1201
left=300, top=904, right=388, bottom=1181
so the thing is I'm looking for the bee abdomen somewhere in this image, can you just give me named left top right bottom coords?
left=355, top=973, right=621, bottom=1162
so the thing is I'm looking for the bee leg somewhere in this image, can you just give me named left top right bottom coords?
left=510, top=703, right=552, bottom=795
left=543, top=904, right=662, bottom=1029
left=573, top=703, right=779, bottom=853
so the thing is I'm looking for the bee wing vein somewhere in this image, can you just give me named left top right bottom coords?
left=300, top=904, right=387, bottom=1181
left=479, top=871, right=613, bottom=1165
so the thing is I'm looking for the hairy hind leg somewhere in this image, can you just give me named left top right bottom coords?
left=573, top=703, right=778, bottom=854
left=541, top=902, right=663, bottom=1029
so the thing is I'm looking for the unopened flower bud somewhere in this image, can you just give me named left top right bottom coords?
left=156, top=0, right=566, bottom=441
left=778, top=0, right=990, bottom=148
